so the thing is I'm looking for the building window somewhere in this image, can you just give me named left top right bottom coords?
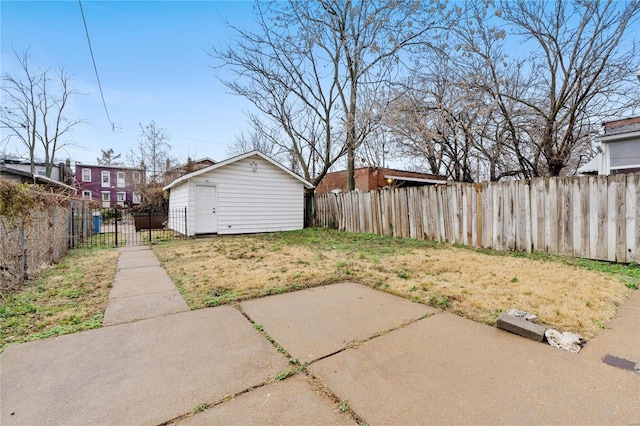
left=116, top=192, right=126, bottom=207
left=82, top=168, right=91, bottom=182
left=133, top=171, right=141, bottom=184
left=101, top=191, right=111, bottom=208
left=116, top=172, right=125, bottom=188
left=82, top=190, right=92, bottom=199
left=132, top=193, right=141, bottom=204
left=101, top=171, right=110, bottom=187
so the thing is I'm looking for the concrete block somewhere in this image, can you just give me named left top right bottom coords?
left=497, top=313, right=546, bottom=342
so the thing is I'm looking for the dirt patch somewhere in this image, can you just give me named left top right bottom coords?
left=153, top=229, right=634, bottom=339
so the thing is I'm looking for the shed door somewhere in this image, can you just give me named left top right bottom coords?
left=195, top=185, right=217, bottom=234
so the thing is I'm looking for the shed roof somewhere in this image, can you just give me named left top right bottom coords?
left=163, top=151, right=314, bottom=190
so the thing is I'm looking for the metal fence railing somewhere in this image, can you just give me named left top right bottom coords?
left=71, top=207, right=188, bottom=248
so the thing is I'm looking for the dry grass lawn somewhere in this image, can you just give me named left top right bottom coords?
left=153, top=228, right=637, bottom=340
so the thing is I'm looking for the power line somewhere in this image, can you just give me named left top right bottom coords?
left=78, top=0, right=116, bottom=131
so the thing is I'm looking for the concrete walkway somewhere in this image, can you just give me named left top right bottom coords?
left=102, top=246, right=189, bottom=326
left=1, top=247, right=638, bottom=425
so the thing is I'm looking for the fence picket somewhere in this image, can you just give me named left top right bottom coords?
left=311, top=173, right=639, bottom=263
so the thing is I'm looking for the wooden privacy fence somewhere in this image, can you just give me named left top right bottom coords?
left=312, top=173, right=640, bottom=263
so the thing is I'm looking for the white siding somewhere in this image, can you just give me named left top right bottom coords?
left=169, top=154, right=306, bottom=236
left=167, top=182, right=191, bottom=235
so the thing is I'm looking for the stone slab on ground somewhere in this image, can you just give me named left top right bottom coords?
left=580, top=289, right=640, bottom=365
left=102, top=290, right=189, bottom=326
left=497, top=312, right=546, bottom=341
left=241, top=282, right=436, bottom=362
left=178, top=375, right=352, bottom=426
left=0, top=307, right=291, bottom=426
left=309, top=311, right=640, bottom=425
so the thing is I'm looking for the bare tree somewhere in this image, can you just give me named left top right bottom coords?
left=1, top=49, right=85, bottom=177
left=212, top=0, right=449, bottom=191
left=96, top=148, right=122, bottom=165
left=483, top=0, right=640, bottom=176
left=392, top=0, right=640, bottom=181
left=128, top=121, right=175, bottom=184
left=211, top=1, right=344, bottom=189
left=227, top=118, right=288, bottom=164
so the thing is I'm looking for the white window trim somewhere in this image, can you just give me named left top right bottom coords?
left=82, top=168, right=91, bottom=182
left=82, top=190, right=92, bottom=199
left=116, top=172, right=126, bottom=188
left=132, top=193, right=141, bottom=204
left=133, top=171, right=141, bottom=184
left=101, top=191, right=111, bottom=208
left=101, top=171, right=110, bottom=187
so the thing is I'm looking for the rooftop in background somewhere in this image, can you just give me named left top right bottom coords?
left=315, top=167, right=447, bottom=194
left=74, top=162, right=145, bottom=171
left=0, top=164, right=78, bottom=194
left=164, top=157, right=216, bottom=185
left=603, top=116, right=640, bottom=135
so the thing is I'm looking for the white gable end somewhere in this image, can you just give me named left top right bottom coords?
left=167, top=153, right=307, bottom=236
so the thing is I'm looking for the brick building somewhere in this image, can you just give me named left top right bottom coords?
left=75, top=163, right=144, bottom=208
left=315, top=167, right=447, bottom=194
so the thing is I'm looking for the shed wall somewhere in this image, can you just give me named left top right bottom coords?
left=169, top=155, right=305, bottom=236
left=167, top=183, right=191, bottom=235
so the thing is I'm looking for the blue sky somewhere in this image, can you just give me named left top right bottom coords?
left=1, top=0, right=257, bottom=165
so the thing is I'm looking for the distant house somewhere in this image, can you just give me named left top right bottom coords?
left=163, top=157, right=216, bottom=185
left=0, top=163, right=77, bottom=195
left=0, top=159, right=75, bottom=186
left=163, top=151, right=313, bottom=236
left=578, top=116, right=640, bottom=175
left=314, top=167, right=447, bottom=194
left=75, top=163, right=144, bottom=208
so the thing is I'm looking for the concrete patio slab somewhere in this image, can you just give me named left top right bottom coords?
left=178, top=375, right=353, bottom=426
left=580, top=289, right=640, bottom=367
left=309, top=311, right=640, bottom=425
left=240, top=282, right=436, bottom=362
left=1, top=307, right=291, bottom=426
left=102, top=289, right=189, bottom=326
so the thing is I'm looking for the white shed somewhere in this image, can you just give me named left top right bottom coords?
left=163, top=151, right=314, bottom=236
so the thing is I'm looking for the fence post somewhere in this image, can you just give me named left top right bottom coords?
left=184, top=207, right=188, bottom=236
left=18, top=219, right=26, bottom=285
left=114, top=208, right=119, bottom=247
left=70, top=208, right=75, bottom=249
left=148, top=210, right=152, bottom=244
left=475, top=183, right=483, bottom=247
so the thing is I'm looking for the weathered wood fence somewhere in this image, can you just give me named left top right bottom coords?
left=312, top=173, right=640, bottom=263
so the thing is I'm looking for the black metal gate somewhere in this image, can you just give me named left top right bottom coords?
left=70, top=207, right=188, bottom=248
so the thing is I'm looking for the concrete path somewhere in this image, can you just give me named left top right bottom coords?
left=102, top=246, right=189, bottom=326
left=580, top=288, right=640, bottom=366
left=1, top=258, right=638, bottom=425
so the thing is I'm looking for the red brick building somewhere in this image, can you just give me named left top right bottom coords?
left=315, top=167, right=447, bottom=194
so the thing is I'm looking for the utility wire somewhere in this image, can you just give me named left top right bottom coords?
left=78, top=0, right=115, bottom=131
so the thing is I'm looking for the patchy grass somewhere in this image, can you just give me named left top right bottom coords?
left=153, top=228, right=635, bottom=339
left=0, top=247, right=118, bottom=353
